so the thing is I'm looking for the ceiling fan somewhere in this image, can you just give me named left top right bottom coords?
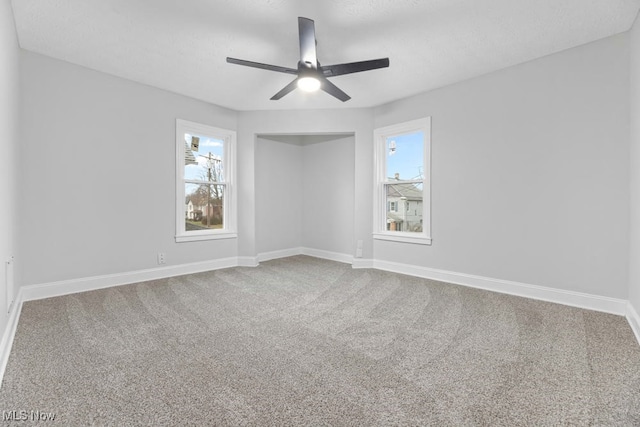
left=226, top=17, right=390, bottom=102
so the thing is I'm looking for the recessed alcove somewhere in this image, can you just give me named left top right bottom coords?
left=255, top=133, right=355, bottom=258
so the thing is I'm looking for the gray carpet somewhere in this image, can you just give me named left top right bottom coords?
left=1, top=255, right=639, bottom=426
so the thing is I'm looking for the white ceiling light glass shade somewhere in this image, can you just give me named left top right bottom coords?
left=297, top=76, right=321, bottom=92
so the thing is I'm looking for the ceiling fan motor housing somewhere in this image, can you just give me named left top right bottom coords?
left=226, top=17, right=389, bottom=102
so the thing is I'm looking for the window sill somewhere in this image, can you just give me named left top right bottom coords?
left=373, top=232, right=432, bottom=245
left=176, top=232, right=237, bottom=243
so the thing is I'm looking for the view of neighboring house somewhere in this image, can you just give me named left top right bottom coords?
left=184, top=139, right=220, bottom=223
left=185, top=196, right=220, bottom=221
left=386, top=176, right=423, bottom=232
left=185, top=198, right=201, bottom=220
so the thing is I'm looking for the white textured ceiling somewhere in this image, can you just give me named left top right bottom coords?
left=10, top=0, right=640, bottom=111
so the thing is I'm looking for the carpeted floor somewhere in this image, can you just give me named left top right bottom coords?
left=1, top=255, right=639, bottom=425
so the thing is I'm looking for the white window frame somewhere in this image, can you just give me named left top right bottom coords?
left=373, top=117, right=432, bottom=245
left=175, top=119, right=237, bottom=243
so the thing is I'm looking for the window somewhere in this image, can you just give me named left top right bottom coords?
left=176, top=119, right=236, bottom=242
left=374, top=117, right=431, bottom=245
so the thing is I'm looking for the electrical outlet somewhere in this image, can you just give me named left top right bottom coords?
left=157, top=253, right=166, bottom=265
left=356, top=240, right=363, bottom=258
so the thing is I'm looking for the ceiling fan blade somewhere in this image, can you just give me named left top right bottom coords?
left=226, top=57, right=297, bottom=75
left=298, top=17, right=317, bottom=69
left=270, top=78, right=299, bottom=100
left=320, top=78, right=351, bottom=102
left=321, top=58, right=390, bottom=77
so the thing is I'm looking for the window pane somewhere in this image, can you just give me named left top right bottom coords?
left=184, top=133, right=225, bottom=182
left=385, top=182, right=423, bottom=232
left=185, top=183, right=224, bottom=230
left=386, top=131, right=423, bottom=181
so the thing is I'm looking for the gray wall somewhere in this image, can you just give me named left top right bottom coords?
left=14, top=28, right=633, bottom=304
left=238, top=109, right=374, bottom=261
left=19, top=51, right=238, bottom=286
left=255, top=136, right=303, bottom=254
left=0, top=0, right=19, bottom=328
left=301, top=135, right=355, bottom=255
left=374, top=34, right=630, bottom=298
left=255, top=134, right=356, bottom=257
left=630, top=16, right=640, bottom=313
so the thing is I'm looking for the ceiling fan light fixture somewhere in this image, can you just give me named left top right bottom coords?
left=227, top=17, right=389, bottom=102
left=297, top=76, right=321, bottom=92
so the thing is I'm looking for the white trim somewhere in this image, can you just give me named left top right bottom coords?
left=0, top=288, right=23, bottom=387
left=257, top=248, right=303, bottom=262
left=175, top=119, right=237, bottom=242
left=373, top=233, right=432, bottom=245
left=237, top=256, right=259, bottom=267
left=373, top=117, right=432, bottom=243
left=21, top=258, right=239, bottom=302
left=19, top=249, right=352, bottom=303
left=1, top=254, right=637, bottom=389
left=257, top=247, right=354, bottom=265
left=19, top=252, right=632, bottom=316
left=626, top=302, right=640, bottom=345
left=372, top=259, right=627, bottom=315
left=176, top=232, right=237, bottom=243
left=300, top=248, right=353, bottom=264
left=352, top=258, right=375, bottom=269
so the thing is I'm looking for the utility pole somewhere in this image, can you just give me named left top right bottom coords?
left=206, top=152, right=212, bottom=227
left=198, top=152, right=221, bottom=228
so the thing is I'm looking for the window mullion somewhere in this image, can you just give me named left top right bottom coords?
left=184, top=179, right=226, bottom=186
left=382, top=179, right=423, bottom=185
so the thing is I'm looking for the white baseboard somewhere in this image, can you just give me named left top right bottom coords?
left=0, top=288, right=23, bottom=387
left=257, top=247, right=353, bottom=265
left=257, top=248, right=303, bottom=262
left=300, top=248, right=353, bottom=264
left=352, top=258, right=374, bottom=269
left=21, top=248, right=351, bottom=303
left=21, top=257, right=239, bottom=302
left=256, top=252, right=628, bottom=316
left=372, top=259, right=627, bottom=316
left=1, top=256, right=244, bottom=389
left=237, top=256, right=259, bottom=267
left=1, top=253, right=637, bottom=391
left=627, top=302, right=640, bottom=345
